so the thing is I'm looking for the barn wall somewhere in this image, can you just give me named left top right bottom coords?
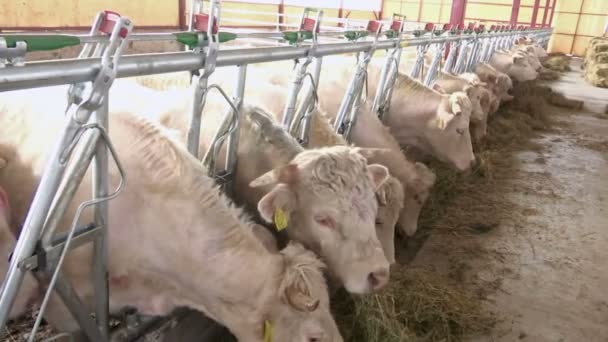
left=549, top=0, right=608, bottom=56
left=0, top=0, right=180, bottom=29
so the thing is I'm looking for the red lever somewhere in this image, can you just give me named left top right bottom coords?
left=490, top=24, right=497, bottom=31
left=468, top=22, right=476, bottom=30
left=367, top=20, right=382, bottom=33
left=457, top=23, right=465, bottom=30
left=478, top=24, right=485, bottom=30
left=442, top=23, right=452, bottom=31
left=390, top=20, right=403, bottom=32
left=194, top=13, right=218, bottom=34
left=99, top=10, right=128, bottom=38
left=424, top=22, right=435, bottom=31
left=301, top=17, right=319, bottom=33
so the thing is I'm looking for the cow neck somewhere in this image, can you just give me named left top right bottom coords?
left=383, top=74, right=443, bottom=148
left=152, top=188, right=285, bottom=327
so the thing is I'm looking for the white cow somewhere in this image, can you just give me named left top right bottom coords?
left=0, top=88, right=342, bottom=342
left=490, top=51, right=539, bottom=82
left=108, top=81, right=392, bottom=294
left=432, top=72, right=492, bottom=142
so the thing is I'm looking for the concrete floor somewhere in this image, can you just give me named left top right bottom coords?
left=413, top=59, right=608, bottom=342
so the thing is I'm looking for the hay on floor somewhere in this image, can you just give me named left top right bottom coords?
left=333, top=266, right=496, bottom=342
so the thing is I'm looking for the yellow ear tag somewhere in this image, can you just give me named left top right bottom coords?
left=273, top=208, right=289, bottom=231
left=264, top=320, right=273, bottom=342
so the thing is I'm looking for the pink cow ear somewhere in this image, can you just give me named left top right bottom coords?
left=367, top=164, right=389, bottom=191
left=257, top=184, right=297, bottom=224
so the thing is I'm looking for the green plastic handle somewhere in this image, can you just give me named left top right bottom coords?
left=174, top=31, right=237, bottom=48
left=1, top=35, right=81, bottom=52
left=344, top=30, right=369, bottom=41
left=282, top=31, right=313, bottom=45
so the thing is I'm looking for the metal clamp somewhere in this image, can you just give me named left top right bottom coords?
left=424, top=24, right=453, bottom=85
left=281, top=8, right=323, bottom=132
left=0, top=37, right=27, bottom=67
left=66, top=15, right=133, bottom=124
left=334, top=20, right=383, bottom=141
left=66, top=10, right=130, bottom=111
left=410, top=23, right=435, bottom=80
left=373, top=14, right=405, bottom=121
left=187, top=0, right=221, bottom=156
left=443, top=24, right=464, bottom=74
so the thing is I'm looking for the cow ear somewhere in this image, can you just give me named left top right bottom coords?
left=513, top=55, right=525, bottom=64
left=432, top=83, right=446, bottom=94
left=280, top=243, right=324, bottom=312
left=257, top=184, right=297, bottom=224
left=250, top=164, right=299, bottom=188
left=367, top=164, right=389, bottom=191
left=353, top=147, right=391, bottom=160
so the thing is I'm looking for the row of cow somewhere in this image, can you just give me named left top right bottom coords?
left=0, top=35, right=547, bottom=341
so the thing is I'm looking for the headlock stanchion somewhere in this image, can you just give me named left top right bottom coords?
left=0, top=3, right=553, bottom=337
left=281, top=8, right=323, bottom=134
left=452, top=22, right=476, bottom=74
left=423, top=23, right=452, bottom=86
left=0, top=13, right=132, bottom=342
left=333, top=19, right=384, bottom=141
left=442, top=23, right=465, bottom=74
left=372, top=13, right=406, bottom=122
left=409, top=22, right=435, bottom=80
left=186, top=0, right=221, bottom=157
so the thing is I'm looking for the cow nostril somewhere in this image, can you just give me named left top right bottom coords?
left=368, top=269, right=389, bottom=290
left=307, top=333, right=324, bottom=342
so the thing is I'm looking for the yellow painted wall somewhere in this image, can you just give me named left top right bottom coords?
left=0, top=0, right=179, bottom=28
left=549, top=0, right=608, bottom=56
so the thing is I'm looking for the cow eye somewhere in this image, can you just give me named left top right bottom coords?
left=375, top=219, right=383, bottom=225
left=315, top=216, right=336, bottom=229
left=456, top=128, right=465, bottom=135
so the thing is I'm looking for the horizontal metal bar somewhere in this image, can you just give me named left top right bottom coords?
left=0, top=29, right=551, bottom=92
left=18, top=224, right=102, bottom=271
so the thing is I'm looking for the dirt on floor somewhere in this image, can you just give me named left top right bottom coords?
left=409, top=60, right=608, bottom=342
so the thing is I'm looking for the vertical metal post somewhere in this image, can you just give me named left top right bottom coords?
left=540, top=0, right=551, bottom=28
left=453, top=39, right=469, bottom=74
left=548, top=0, right=557, bottom=28
left=510, top=0, right=521, bottom=26
left=530, top=0, right=541, bottom=28
left=224, top=65, right=246, bottom=196
left=449, top=0, right=467, bottom=27
left=92, top=90, right=109, bottom=339
left=292, top=56, right=323, bottom=146
left=278, top=0, right=285, bottom=31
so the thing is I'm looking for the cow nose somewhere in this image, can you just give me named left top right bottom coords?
left=368, top=268, right=389, bottom=290
left=307, top=333, right=324, bottom=342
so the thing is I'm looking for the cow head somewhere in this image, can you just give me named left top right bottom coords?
left=270, top=243, right=343, bottom=342
left=430, top=91, right=476, bottom=172
left=507, top=54, right=538, bottom=82
left=251, top=146, right=391, bottom=294
left=397, top=162, right=436, bottom=237
left=497, top=73, right=514, bottom=102
left=374, top=175, right=404, bottom=264
left=516, top=48, right=543, bottom=72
